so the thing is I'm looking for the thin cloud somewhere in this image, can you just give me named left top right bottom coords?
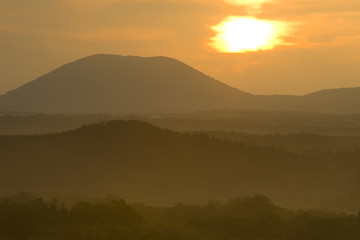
left=222, top=0, right=275, bottom=14
left=261, top=0, right=360, bottom=17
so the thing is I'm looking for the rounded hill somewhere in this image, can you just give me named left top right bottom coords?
left=0, top=54, right=251, bottom=113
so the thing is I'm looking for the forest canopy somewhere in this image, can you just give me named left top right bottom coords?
left=0, top=194, right=359, bottom=240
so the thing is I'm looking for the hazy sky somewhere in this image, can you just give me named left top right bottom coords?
left=1, top=0, right=360, bottom=95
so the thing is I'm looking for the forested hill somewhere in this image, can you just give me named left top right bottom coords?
left=1, top=120, right=360, bottom=211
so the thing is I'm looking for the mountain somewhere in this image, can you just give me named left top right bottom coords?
left=0, top=54, right=251, bottom=114
left=1, top=120, right=359, bottom=211
left=305, top=87, right=360, bottom=100
left=242, top=87, right=360, bottom=113
left=301, top=87, right=360, bottom=113
left=1, top=54, right=359, bottom=114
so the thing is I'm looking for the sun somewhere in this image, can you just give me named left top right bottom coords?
left=209, top=16, right=290, bottom=53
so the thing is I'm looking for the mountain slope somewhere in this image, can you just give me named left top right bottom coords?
left=1, top=54, right=360, bottom=114
left=0, top=54, right=251, bottom=113
left=305, top=87, right=360, bottom=100
left=301, top=87, right=360, bottom=113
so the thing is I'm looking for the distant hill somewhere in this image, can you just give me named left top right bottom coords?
left=305, top=87, right=360, bottom=100
left=301, top=87, right=360, bottom=113
left=1, top=111, right=360, bottom=136
left=1, top=120, right=360, bottom=211
left=0, top=54, right=251, bottom=113
left=243, top=87, right=360, bottom=113
left=0, top=54, right=359, bottom=114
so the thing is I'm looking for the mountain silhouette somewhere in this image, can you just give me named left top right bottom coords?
left=301, top=87, right=360, bottom=113
left=0, top=54, right=359, bottom=114
left=0, top=54, right=251, bottom=113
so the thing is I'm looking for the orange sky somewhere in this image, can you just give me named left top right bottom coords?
left=1, top=0, right=360, bottom=95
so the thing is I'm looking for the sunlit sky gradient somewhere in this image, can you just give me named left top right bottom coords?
left=1, top=0, right=360, bottom=95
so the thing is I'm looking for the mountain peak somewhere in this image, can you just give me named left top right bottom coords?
left=1, top=54, right=360, bottom=114
left=0, top=54, right=250, bottom=114
left=74, top=54, right=173, bottom=63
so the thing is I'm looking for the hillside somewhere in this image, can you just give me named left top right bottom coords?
left=1, top=120, right=360, bottom=212
left=1, top=54, right=360, bottom=114
left=0, top=54, right=250, bottom=113
left=301, top=87, right=360, bottom=113
left=305, top=87, right=360, bottom=101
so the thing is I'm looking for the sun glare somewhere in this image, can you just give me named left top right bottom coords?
left=210, top=17, right=291, bottom=53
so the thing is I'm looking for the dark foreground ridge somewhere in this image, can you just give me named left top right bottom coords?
left=1, top=120, right=360, bottom=211
left=1, top=193, right=360, bottom=240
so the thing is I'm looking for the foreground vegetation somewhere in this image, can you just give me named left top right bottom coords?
left=0, top=194, right=359, bottom=240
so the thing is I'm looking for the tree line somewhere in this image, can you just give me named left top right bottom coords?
left=0, top=194, right=360, bottom=240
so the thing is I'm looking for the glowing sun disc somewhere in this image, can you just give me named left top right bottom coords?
left=210, top=16, right=290, bottom=53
